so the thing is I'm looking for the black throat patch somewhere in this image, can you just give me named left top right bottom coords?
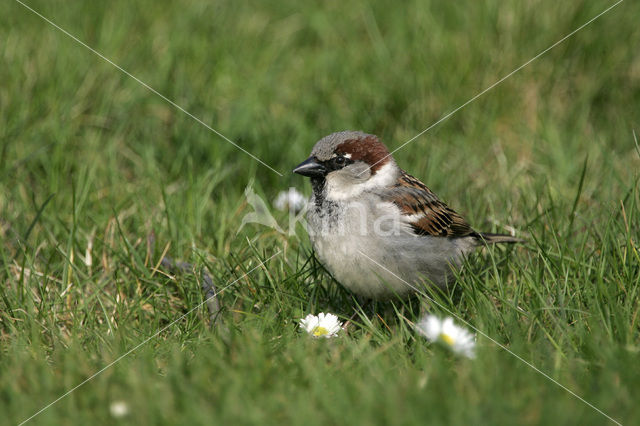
left=310, top=177, right=326, bottom=208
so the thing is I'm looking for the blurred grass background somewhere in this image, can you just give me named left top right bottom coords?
left=1, top=0, right=639, bottom=424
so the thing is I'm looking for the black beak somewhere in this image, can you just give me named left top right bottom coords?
left=293, top=156, right=327, bottom=178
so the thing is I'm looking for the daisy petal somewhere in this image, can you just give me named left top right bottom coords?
left=415, top=315, right=476, bottom=359
left=299, top=312, right=343, bottom=338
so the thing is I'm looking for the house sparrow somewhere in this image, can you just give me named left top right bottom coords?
left=293, top=131, right=521, bottom=299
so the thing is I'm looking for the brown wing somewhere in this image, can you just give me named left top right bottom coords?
left=382, top=171, right=476, bottom=238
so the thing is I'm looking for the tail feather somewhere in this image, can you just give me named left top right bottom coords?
left=477, top=232, right=524, bottom=244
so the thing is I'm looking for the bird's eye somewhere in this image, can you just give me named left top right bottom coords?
left=327, top=154, right=351, bottom=171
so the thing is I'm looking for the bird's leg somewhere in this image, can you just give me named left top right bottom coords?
left=342, top=295, right=373, bottom=331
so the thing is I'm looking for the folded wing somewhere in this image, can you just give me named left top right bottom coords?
left=381, top=171, right=477, bottom=238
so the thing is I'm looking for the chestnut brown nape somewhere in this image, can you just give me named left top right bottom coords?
left=335, top=136, right=391, bottom=174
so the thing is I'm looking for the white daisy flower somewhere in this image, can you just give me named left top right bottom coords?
left=109, top=400, right=129, bottom=418
left=416, top=315, right=476, bottom=359
left=274, top=188, right=307, bottom=212
left=299, top=312, right=342, bottom=338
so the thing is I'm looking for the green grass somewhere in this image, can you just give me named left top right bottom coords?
left=1, top=0, right=639, bottom=424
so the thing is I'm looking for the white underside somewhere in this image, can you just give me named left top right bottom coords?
left=307, top=191, right=478, bottom=299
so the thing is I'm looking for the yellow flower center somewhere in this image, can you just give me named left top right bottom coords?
left=440, top=333, right=455, bottom=346
left=313, top=326, right=329, bottom=337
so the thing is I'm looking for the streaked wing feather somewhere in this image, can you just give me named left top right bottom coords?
left=383, top=171, right=475, bottom=238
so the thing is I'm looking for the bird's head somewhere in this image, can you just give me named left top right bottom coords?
left=293, top=131, right=398, bottom=200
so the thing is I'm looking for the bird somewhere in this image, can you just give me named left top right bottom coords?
left=293, top=131, right=521, bottom=299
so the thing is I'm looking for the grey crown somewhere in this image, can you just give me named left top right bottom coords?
left=310, top=131, right=375, bottom=161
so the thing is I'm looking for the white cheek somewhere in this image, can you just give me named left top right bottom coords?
left=325, top=162, right=398, bottom=200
